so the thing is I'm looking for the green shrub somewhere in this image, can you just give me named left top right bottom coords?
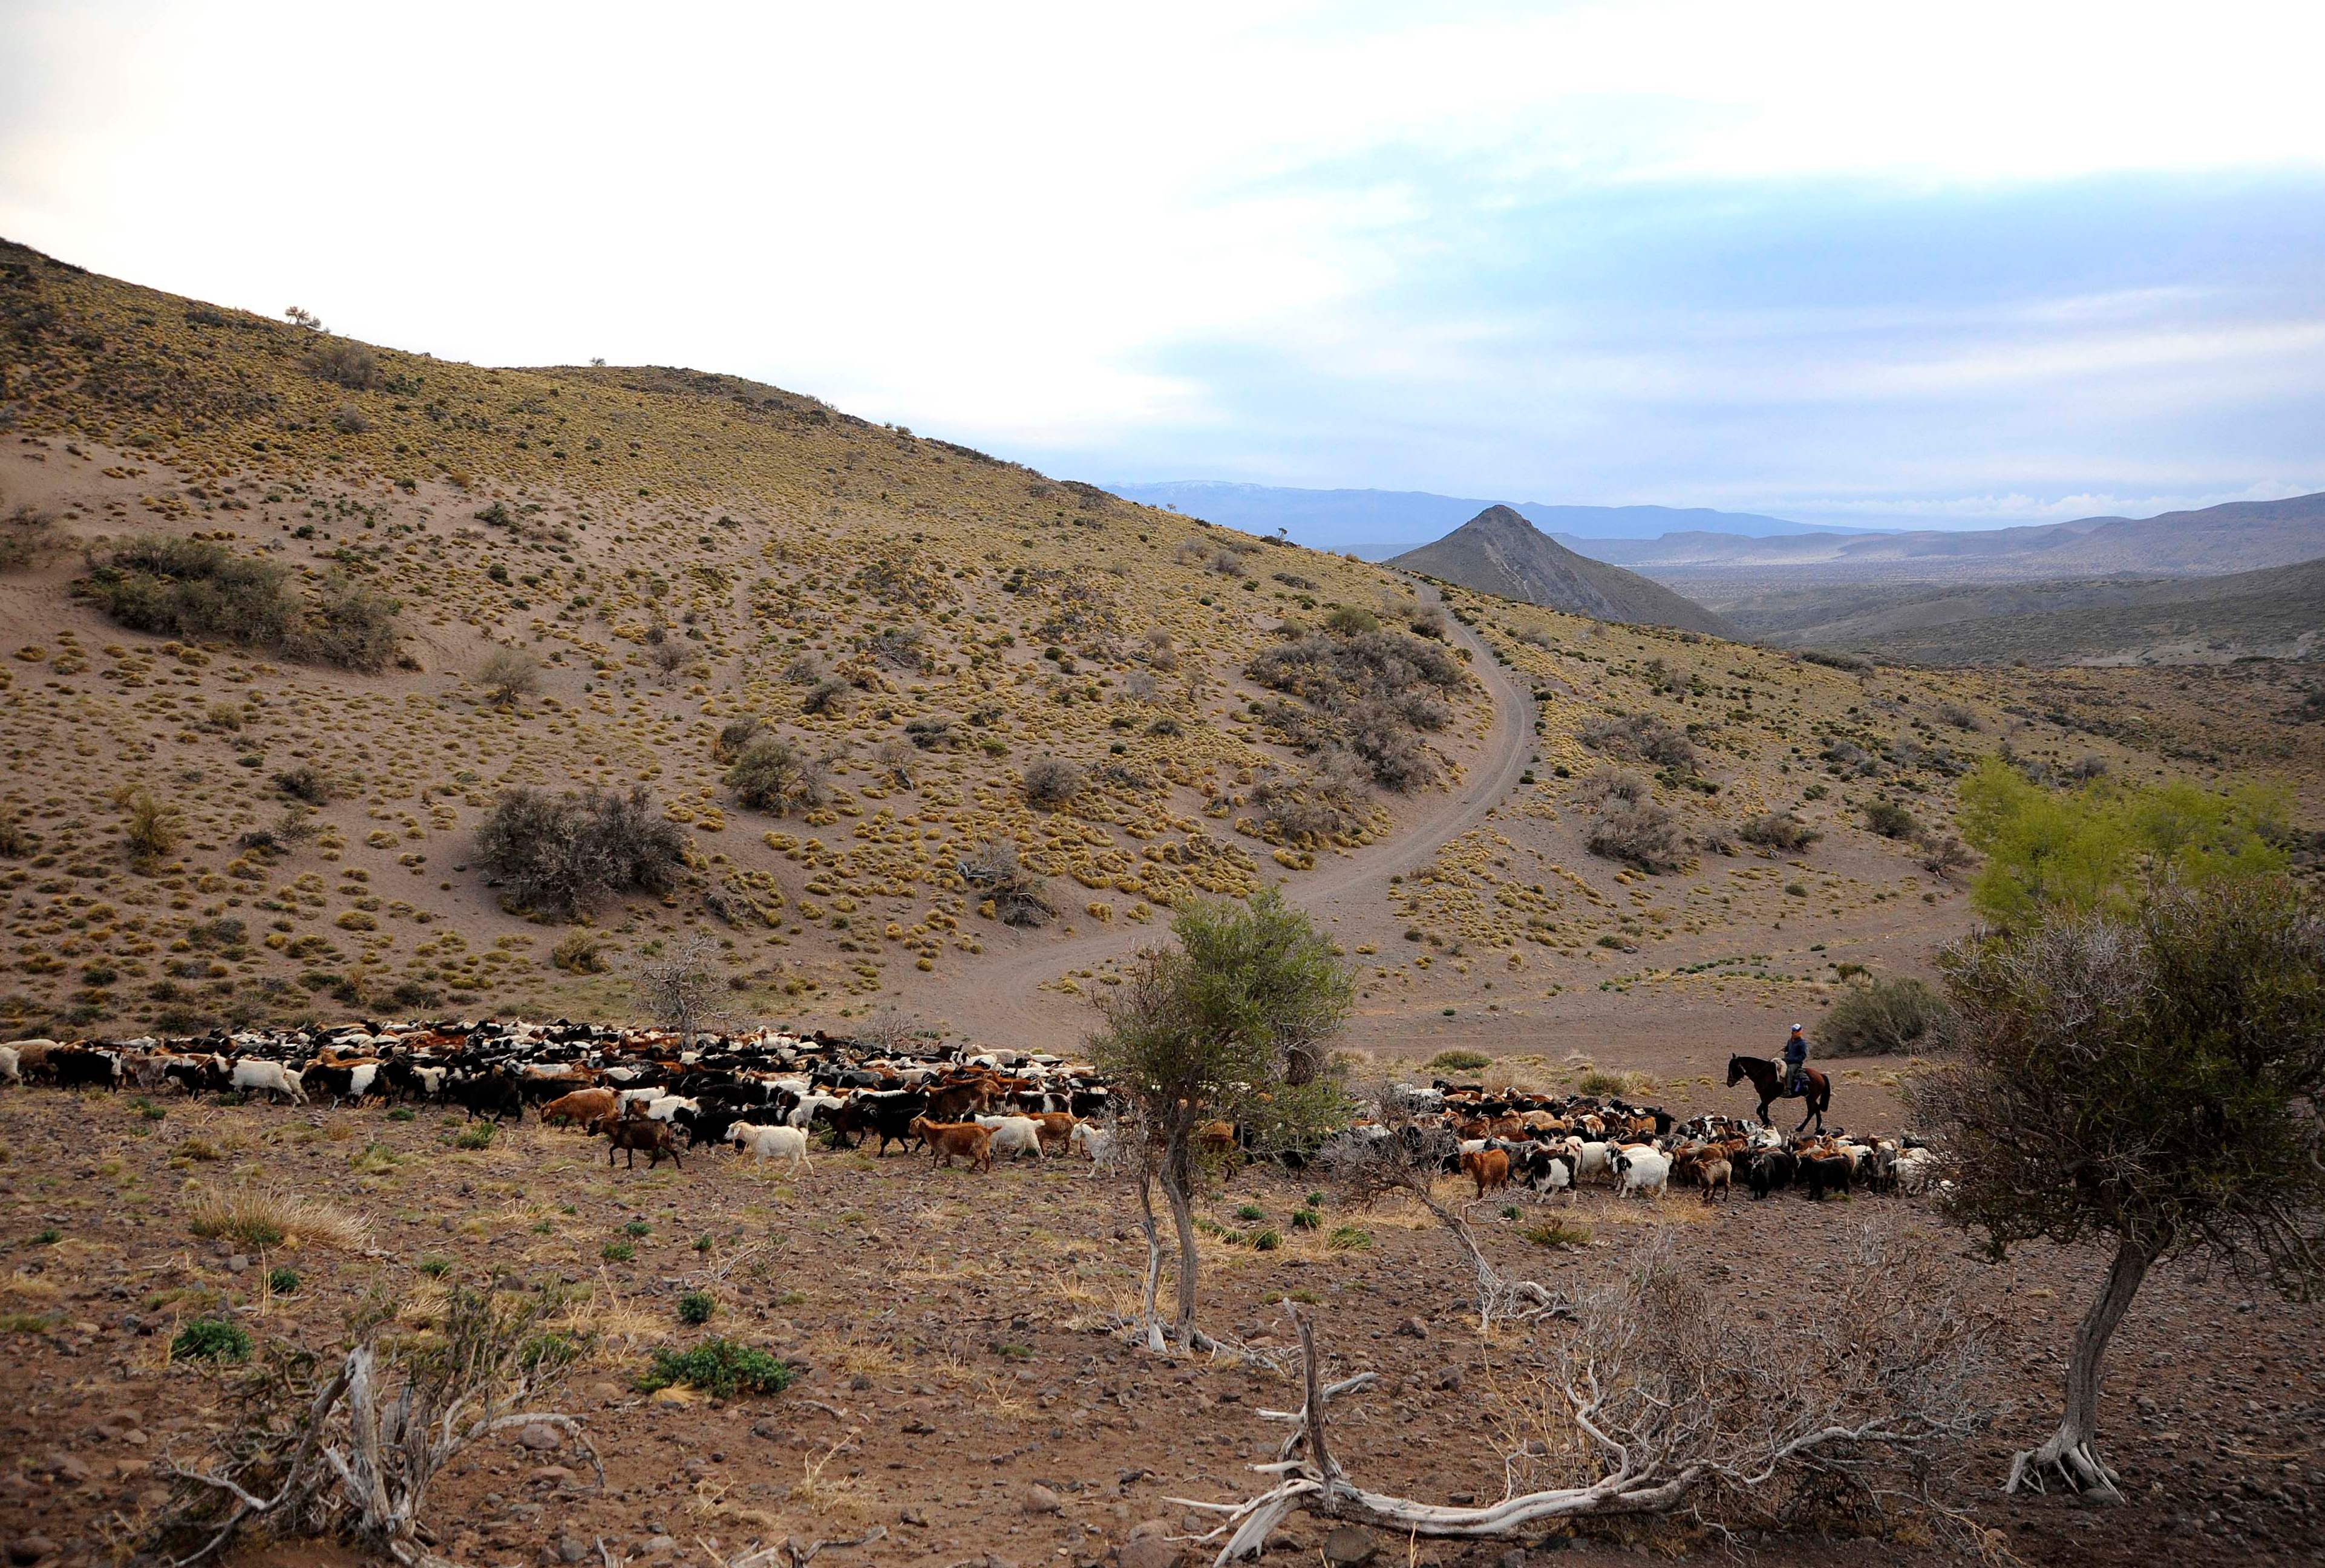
left=1251, top=1229, right=1282, bottom=1252
left=417, top=1256, right=452, bottom=1277
left=602, top=1241, right=635, bottom=1263
left=1326, top=1225, right=1372, bottom=1252
left=1520, top=1219, right=1593, bottom=1249
left=727, top=734, right=826, bottom=815
left=455, top=1122, right=495, bottom=1150
left=1321, top=605, right=1379, bottom=635
left=80, top=540, right=398, bottom=670
left=1426, top=1048, right=1492, bottom=1073
left=1232, top=1203, right=1264, bottom=1223
left=267, top=1266, right=300, bottom=1295
left=677, top=1290, right=716, bottom=1326
left=1819, top=976, right=1954, bottom=1056
left=638, top=1338, right=793, bottom=1399
left=1289, top=1207, right=1321, bottom=1230
left=1741, top=811, right=1821, bottom=854
left=1865, top=799, right=1920, bottom=839
left=171, top=1317, right=250, bottom=1364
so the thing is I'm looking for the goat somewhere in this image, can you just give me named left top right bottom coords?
left=911, top=1117, right=993, bottom=1174
left=725, top=1121, right=811, bottom=1174
left=0, top=1044, right=19, bottom=1087
left=1699, top=1157, right=1732, bottom=1203
left=230, top=1058, right=306, bottom=1106
left=973, top=1114, right=1044, bottom=1161
left=1610, top=1145, right=1670, bottom=1198
left=540, top=1087, right=618, bottom=1131
left=1459, top=1146, right=1512, bottom=1198
left=605, top=1114, right=683, bottom=1171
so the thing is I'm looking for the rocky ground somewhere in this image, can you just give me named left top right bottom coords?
left=1, top=1076, right=2318, bottom=1568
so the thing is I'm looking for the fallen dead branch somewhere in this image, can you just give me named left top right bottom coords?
left=1174, top=1227, right=1989, bottom=1563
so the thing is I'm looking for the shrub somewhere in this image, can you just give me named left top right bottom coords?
left=1585, top=800, right=1684, bottom=874
left=1569, top=766, right=1647, bottom=809
left=638, top=1338, right=793, bottom=1398
left=1021, top=757, right=1087, bottom=809
left=475, top=647, right=539, bottom=706
left=1820, top=976, right=1953, bottom=1056
left=330, top=402, right=370, bottom=434
left=454, top=1122, right=495, bottom=1150
left=82, top=540, right=397, bottom=670
left=957, top=838, right=1055, bottom=927
left=274, top=763, right=333, bottom=805
left=1321, top=605, right=1379, bottom=635
left=171, top=1317, right=250, bottom=1364
left=602, top=1241, right=635, bottom=1263
left=0, top=503, right=62, bottom=572
left=1920, top=834, right=1975, bottom=880
left=1577, top=712, right=1697, bottom=771
left=727, top=736, right=815, bottom=815
left=715, top=714, right=764, bottom=761
left=267, top=1266, right=300, bottom=1295
left=1290, top=1207, right=1321, bottom=1230
left=122, top=788, right=182, bottom=868
left=475, top=785, right=688, bottom=918
left=678, top=1290, right=716, bottom=1326
left=1246, top=629, right=1464, bottom=791
left=1800, top=648, right=1872, bottom=673
left=551, top=930, right=606, bottom=973
left=1521, top=1218, right=1593, bottom=1249
left=1427, top=1048, right=1493, bottom=1073
left=800, top=676, right=849, bottom=715
left=1865, top=799, right=1920, bottom=840
left=1326, top=1225, right=1372, bottom=1251
left=1740, top=811, right=1821, bottom=854
left=304, top=338, right=378, bottom=390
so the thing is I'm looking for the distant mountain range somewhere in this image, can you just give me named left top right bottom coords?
left=1388, top=506, right=1735, bottom=637
left=1566, top=491, right=2325, bottom=585
left=1103, top=480, right=1855, bottom=558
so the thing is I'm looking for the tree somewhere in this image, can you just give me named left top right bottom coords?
left=1090, top=889, right=1352, bottom=1351
left=1955, top=756, right=2286, bottom=925
left=1909, top=878, right=2325, bottom=1498
left=633, top=933, right=728, bottom=1050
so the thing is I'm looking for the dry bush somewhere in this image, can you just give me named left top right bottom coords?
left=304, top=337, right=377, bottom=390
left=550, top=930, right=606, bottom=974
left=476, top=785, right=687, bottom=918
left=1577, top=711, right=1696, bottom=770
left=958, top=838, right=1055, bottom=927
left=715, top=714, right=765, bottom=762
left=1919, top=833, right=1975, bottom=880
left=0, top=503, right=63, bottom=572
left=801, top=675, right=849, bottom=715
left=1021, top=757, right=1087, bottom=809
left=1741, top=810, right=1821, bottom=854
left=473, top=647, right=538, bottom=707
left=330, top=402, right=370, bottom=434
left=83, top=540, right=399, bottom=670
left=727, top=736, right=822, bottom=815
left=120, top=787, right=182, bottom=869
left=1569, top=765, right=1647, bottom=809
left=1249, top=628, right=1463, bottom=791
left=1585, top=799, right=1684, bottom=874
left=188, top=1186, right=372, bottom=1252
left=274, top=763, right=333, bottom=805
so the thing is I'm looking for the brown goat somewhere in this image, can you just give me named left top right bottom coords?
left=541, top=1087, right=618, bottom=1131
left=604, top=1114, right=682, bottom=1170
left=1460, top=1146, right=1512, bottom=1198
left=911, top=1116, right=993, bottom=1174
left=1699, top=1158, right=1733, bottom=1203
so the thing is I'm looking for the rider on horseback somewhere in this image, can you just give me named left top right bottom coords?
left=1784, top=1024, right=1808, bottom=1096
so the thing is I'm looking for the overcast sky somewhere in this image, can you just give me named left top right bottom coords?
left=4, top=1, right=2321, bottom=529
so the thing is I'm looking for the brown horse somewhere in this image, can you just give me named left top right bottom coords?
left=1727, top=1054, right=1830, bottom=1134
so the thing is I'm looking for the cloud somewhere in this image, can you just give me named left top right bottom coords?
left=2, top=1, right=2321, bottom=524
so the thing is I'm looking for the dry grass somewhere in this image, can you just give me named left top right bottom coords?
left=186, top=1184, right=372, bottom=1252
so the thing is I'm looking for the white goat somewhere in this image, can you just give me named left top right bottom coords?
left=973, top=1114, right=1043, bottom=1160
left=231, top=1059, right=306, bottom=1105
left=726, top=1121, right=812, bottom=1173
left=1610, top=1145, right=1669, bottom=1198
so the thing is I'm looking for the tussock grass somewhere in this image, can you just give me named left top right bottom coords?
left=186, top=1185, right=371, bottom=1252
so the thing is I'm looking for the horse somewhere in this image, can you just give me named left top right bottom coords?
left=1727, top=1054, right=1830, bottom=1134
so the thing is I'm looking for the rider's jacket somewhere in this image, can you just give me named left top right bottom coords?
left=1783, top=1034, right=1807, bottom=1068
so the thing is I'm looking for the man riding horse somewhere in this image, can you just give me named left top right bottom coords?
left=1727, top=1024, right=1831, bottom=1132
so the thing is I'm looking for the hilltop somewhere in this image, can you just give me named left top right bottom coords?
left=1391, top=505, right=1735, bottom=636
left=0, top=239, right=2317, bottom=1065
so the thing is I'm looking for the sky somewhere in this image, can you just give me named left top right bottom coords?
left=2, top=1, right=2322, bottom=532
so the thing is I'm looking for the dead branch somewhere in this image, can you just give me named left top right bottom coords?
left=1172, top=1228, right=1989, bottom=1563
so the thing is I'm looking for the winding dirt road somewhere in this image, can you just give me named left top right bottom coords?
left=939, top=580, right=1536, bottom=1050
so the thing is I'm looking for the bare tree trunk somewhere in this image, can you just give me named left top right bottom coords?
left=1163, top=1162, right=1202, bottom=1350
left=2007, top=1236, right=2152, bottom=1500
left=1136, top=1172, right=1167, bottom=1354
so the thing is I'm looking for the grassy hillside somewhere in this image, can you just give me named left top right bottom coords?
left=0, top=238, right=2315, bottom=1052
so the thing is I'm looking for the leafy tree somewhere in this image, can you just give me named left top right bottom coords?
left=1091, top=889, right=1352, bottom=1351
left=1909, top=878, right=2325, bottom=1498
left=1956, top=757, right=2285, bottom=924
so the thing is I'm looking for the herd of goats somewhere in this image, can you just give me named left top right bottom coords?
left=0, top=1019, right=1937, bottom=1203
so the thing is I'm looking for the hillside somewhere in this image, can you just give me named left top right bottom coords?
left=1106, top=479, right=1837, bottom=558
left=1733, top=557, right=2325, bottom=667
left=1391, top=505, right=1736, bottom=636
left=0, top=238, right=2317, bottom=1062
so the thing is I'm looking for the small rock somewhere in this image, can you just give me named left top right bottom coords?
left=1117, top=1533, right=1186, bottom=1568
left=1393, top=1317, right=1428, bottom=1339
left=1497, top=1550, right=1528, bottom=1568
left=1322, top=1524, right=1378, bottom=1567
left=8, top=1535, right=57, bottom=1566
left=1024, top=1483, right=1063, bottom=1514
left=898, top=1507, right=929, bottom=1528
left=517, top=1422, right=563, bottom=1451
left=527, top=1466, right=575, bottom=1486
left=639, top=1536, right=676, bottom=1554
left=44, top=1454, right=90, bottom=1486
left=554, top=1537, right=591, bottom=1564
left=225, top=1254, right=249, bottom=1275
left=1433, top=1367, right=1463, bottom=1393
